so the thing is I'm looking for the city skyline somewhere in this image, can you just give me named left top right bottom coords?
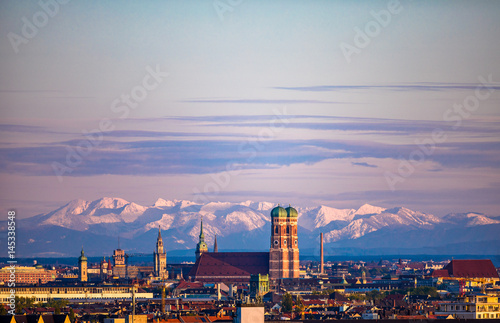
left=1, top=0, right=500, bottom=220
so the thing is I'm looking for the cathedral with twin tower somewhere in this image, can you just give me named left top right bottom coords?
left=269, top=204, right=300, bottom=280
left=78, top=203, right=300, bottom=283
left=188, top=204, right=300, bottom=285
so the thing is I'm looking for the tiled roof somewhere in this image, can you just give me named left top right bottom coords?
left=431, top=269, right=449, bottom=278
left=179, top=316, right=211, bottom=322
left=444, top=259, right=499, bottom=279
left=188, top=252, right=269, bottom=283
left=175, top=281, right=204, bottom=291
left=208, top=316, right=233, bottom=322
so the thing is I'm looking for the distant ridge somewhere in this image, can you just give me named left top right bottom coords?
left=1, top=197, right=499, bottom=257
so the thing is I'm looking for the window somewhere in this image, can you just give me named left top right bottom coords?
left=286, top=226, right=289, bottom=234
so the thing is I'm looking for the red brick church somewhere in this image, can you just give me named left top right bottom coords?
left=188, top=204, right=300, bottom=286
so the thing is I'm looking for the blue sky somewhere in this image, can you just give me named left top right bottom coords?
left=1, top=0, right=500, bottom=218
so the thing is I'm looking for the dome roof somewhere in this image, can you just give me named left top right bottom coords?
left=79, top=248, right=87, bottom=262
left=286, top=205, right=298, bottom=217
left=271, top=205, right=287, bottom=218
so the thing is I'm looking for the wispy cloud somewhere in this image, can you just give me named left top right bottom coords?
left=102, top=130, right=249, bottom=138
left=1, top=136, right=499, bottom=177
left=193, top=117, right=500, bottom=136
left=183, top=99, right=341, bottom=104
left=352, top=162, right=377, bottom=168
left=274, top=83, right=500, bottom=92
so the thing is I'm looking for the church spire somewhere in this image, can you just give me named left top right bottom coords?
left=199, top=216, right=205, bottom=242
left=195, top=216, right=208, bottom=260
left=156, top=225, right=164, bottom=253
left=214, top=234, right=218, bottom=252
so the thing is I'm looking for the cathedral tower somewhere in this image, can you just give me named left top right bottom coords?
left=195, top=217, right=208, bottom=260
left=78, top=247, right=88, bottom=282
left=154, top=226, right=167, bottom=278
left=269, top=204, right=300, bottom=281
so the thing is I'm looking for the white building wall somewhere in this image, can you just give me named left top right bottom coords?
left=235, top=306, right=264, bottom=323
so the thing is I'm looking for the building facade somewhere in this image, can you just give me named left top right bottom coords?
left=0, top=285, right=152, bottom=303
left=249, top=274, right=269, bottom=298
left=269, top=205, right=300, bottom=281
left=436, top=295, right=500, bottom=319
left=113, top=248, right=125, bottom=266
left=0, top=266, right=56, bottom=285
left=153, top=226, right=167, bottom=278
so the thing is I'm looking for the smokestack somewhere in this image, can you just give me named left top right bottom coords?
left=320, top=232, right=324, bottom=274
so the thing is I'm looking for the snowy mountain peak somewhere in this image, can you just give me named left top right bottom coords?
left=355, top=204, right=385, bottom=215
left=89, top=197, right=129, bottom=210
left=26, top=197, right=500, bottom=257
left=247, top=201, right=275, bottom=211
left=63, top=199, right=90, bottom=214
left=298, top=205, right=355, bottom=231
left=175, top=200, right=198, bottom=209
left=153, top=198, right=176, bottom=208
left=443, top=212, right=500, bottom=226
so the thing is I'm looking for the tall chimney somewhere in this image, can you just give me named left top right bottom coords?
left=320, top=232, right=324, bottom=274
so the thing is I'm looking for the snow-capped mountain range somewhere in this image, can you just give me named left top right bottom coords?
left=2, top=197, right=499, bottom=257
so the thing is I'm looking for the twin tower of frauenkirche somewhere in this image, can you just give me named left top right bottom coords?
left=157, top=204, right=300, bottom=281
left=269, top=204, right=300, bottom=280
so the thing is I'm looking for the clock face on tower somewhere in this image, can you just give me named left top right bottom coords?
left=274, top=240, right=279, bottom=246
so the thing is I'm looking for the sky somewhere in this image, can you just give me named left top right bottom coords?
left=1, top=0, right=500, bottom=219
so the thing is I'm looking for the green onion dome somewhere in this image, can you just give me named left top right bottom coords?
left=271, top=205, right=287, bottom=218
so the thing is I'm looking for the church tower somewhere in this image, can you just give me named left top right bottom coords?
left=269, top=204, right=299, bottom=281
left=78, top=247, right=88, bottom=282
left=154, top=226, right=167, bottom=278
left=195, top=217, right=208, bottom=260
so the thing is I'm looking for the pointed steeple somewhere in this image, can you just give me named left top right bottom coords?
left=195, top=216, right=208, bottom=260
left=156, top=225, right=164, bottom=253
left=214, top=234, right=218, bottom=252
left=199, top=216, right=205, bottom=242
